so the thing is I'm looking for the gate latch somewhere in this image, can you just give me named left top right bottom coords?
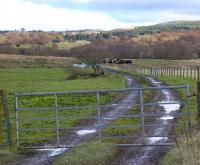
left=188, top=92, right=196, bottom=98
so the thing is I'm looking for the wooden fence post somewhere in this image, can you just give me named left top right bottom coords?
left=179, top=68, right=182, bottom=77
left=198, top=81, right=200, bottom=128
left=0, top=90, right=12, bottom=145
left=187, top=67, right=189, bottom=79
left=0, top=93, right=2, bottom=145
left=174, top=67, right=176, bottom=77
left=191, top=67, right=193, bottom=80
left=197, top=66, right=200, bottom=81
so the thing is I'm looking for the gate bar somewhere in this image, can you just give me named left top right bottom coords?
left=140, top=89, right=145, bottom=145
left=96, top=91, right=102, bottom=142
left=15, top=95, right=19, bottom=147
left=15, top=85, right=187, bottom=97
left=54, top=94, right=60, bottom=147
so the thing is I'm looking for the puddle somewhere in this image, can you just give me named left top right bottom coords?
left=39, top=147, right=68, bottom=157
left=159, top=101, right=181, bottom=114
left=162, top=89, right=171, bottom=101
left=160, top=115, right=174, bottom=120
left=147, top=77, right=163, bottom=84
left=147, top=137, right=168, bottom=145
left=103, top=117, right=117, bottom=120
left=76, top=129, right=96, bottom=136
left=73, top=63, right=87, bottom=68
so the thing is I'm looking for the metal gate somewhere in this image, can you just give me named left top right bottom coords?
left=15, top=85, right=190, bottom=148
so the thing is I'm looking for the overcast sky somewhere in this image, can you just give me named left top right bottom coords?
left=0, top=0, right=200, bottom=31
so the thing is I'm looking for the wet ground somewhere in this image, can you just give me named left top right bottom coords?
left=9, top=71, right=140, bottom=165
left=8, top=72, right=181, bottom=165
left=112, top=77, right=181, bottom=165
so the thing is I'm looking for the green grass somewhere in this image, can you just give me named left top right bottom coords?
left=161, top=131, right=200, bottom=165
left=0, top=66, right=125, bottom=163
left=53, top=142, right=118, bottom=165
left=0, top=67, right=126, bottom=146
left=133, top=59, right=199, bottom=67
left=0, top=68, right=125, bottom=93
left=0, top=148, right=21, bottom=164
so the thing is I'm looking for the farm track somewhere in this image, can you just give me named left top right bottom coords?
left=8, top=70, right=181, bottom=165
left=112, top=77, right=181, bottom=165
left=8, top=70, right=140, bottom=165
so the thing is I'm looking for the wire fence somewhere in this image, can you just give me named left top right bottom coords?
left=108, top=64, right=200, bottom=80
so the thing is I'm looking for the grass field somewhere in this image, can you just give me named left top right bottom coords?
left=133, top=59, right=200, bottom=67
left=12, top=40, right=90, bottom=50
left=0, top=67, right=126, bottom=146
left=54, top=142, right=118, bottom=165
left=1, top=57, right=198, bottom=164
left=0, top=53, right=129, bottom=164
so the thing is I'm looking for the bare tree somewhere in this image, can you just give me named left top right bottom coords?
left=75, top=41, right=111, bottom=75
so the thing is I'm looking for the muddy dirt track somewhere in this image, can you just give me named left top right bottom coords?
left=7, top=70, right=181, bottom=165
left=8, top=70, right=139, bottom=165
left=112, top=77, right=181, bottom=165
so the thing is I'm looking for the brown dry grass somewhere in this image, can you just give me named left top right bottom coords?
left=0, top=54, right=77, bottom=68
left=0, top=54, right=74, bottom=63
left=132, top=31, right=200, bottom=45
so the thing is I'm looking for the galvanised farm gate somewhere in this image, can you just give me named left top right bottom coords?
left=15, top=85, right=190, bottom=149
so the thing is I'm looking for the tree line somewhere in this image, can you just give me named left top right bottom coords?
left=72, top=31, right=200, bottom=61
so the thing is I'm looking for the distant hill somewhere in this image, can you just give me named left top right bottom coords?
left=1, top=20, right=200, bottom=42
left=158, top=20, right=200, bottom=26
left=109, top=20, right=200, bottom=38
left=62, top=20, right=200, bottom=41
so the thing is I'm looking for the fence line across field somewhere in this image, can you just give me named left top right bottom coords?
left=109, top=64, right=200, bottom=80
left=15, top=85, right=190, bottom=149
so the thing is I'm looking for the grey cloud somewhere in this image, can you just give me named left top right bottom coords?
left=28, top=0, right=200, bottom=23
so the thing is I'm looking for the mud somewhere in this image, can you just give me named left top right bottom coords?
left=9, top=71, right=139, bottom=165
left=112, top=77, right=181, bottom=165
left=8, top=72, right=181, bottom=165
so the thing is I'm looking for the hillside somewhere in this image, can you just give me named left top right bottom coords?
left=72, top=30, right=200, bottom=60
left=1, top=20, right=200, bottom=43
left=64, top=20, right=200, bottom=41
left=1, top=20, right=200, bottom=59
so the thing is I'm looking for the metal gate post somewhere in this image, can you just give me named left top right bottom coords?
left=15, top=95, right=19, bottom=147
left=140, top=89, right=145, bottom=145
left=185, top=85, right=191, bottom=132
left=96, top=91, right=102, bottom=142
left=54, top=94, right=60, bottom=147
